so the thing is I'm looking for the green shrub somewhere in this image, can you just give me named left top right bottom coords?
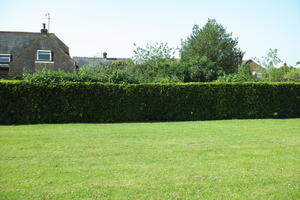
left=18, top=63, right=300, bottom=86
left=108, top=60, right=134, bottom=70
left=1, top=81, right=299, bottom=124
left=23, top=68, right=110, bottom=83
left=262, top=66, right=295, bottom=82
left=284, top=69, right=300, bottom=82
left=107, top=69, right=139, bottom=84
left=132, top=59, right=181, bottom=83
left=216, top=65, right=256, bottom=82
left=77, top=65, right=110, bottom=82
left=178, top=56, right=224, bottom=82
left=23, top=70, right=79, bottom=84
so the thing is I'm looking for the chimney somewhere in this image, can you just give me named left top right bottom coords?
left=41, top=23, right=48, bottom=35
left=103, top=52, right=107, bottom=59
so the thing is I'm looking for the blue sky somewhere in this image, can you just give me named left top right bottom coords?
left=1, top=0, right=300, bottom=65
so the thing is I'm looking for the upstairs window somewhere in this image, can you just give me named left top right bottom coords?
left=0, top=54, right=11, bottom=64
left=37, top=50, right=52, bottom=61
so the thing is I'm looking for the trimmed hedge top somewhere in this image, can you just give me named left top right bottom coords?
left=1, top=80, right=300, bottom=124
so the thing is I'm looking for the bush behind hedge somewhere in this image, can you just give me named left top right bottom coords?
left=0, top=81, right=299, bottom=124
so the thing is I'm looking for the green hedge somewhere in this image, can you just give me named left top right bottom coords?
left=0, top=81, right=300, bottom=124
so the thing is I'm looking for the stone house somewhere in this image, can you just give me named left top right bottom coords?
left=0, top=24, right=76, bottom=78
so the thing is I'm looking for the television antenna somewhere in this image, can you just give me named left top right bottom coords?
left=45, top=13, right=51, bottom=33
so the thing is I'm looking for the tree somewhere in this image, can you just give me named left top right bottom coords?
left=215, top=65, right=256, bottom=82
left=296, top=61, right=300, bottom=66
left=284, top=69, right=300, bottom=82
left=261, top=66, right=294, bottom=82
left=253, top=49, right=282, bottom=69
left=177, top=56, right=223, bottom=82
left=180, top=19, right=244, bottom=74
left=132, top=43, right=175, bottom=65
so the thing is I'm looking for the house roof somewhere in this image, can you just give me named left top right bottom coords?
left=242, top=59, right=265, bottom=72
left=73, top=56, right=129, bottom=67
left=0, top=31, right=69, bottom=55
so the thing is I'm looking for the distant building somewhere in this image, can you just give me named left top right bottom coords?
left=242, top=59, right=265, bottom=78
left=0, top=24, right=76, bottom=78
left=73, top=52, right=129, bottom=67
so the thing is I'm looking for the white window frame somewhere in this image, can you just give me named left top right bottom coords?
left=0, top=54, right=11, bottom=64
left=37, top=50, right=52, bottom=61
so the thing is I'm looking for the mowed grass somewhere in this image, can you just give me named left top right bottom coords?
left=0, top=119, right=299, bottom=200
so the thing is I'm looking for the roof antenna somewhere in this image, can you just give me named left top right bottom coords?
left=45, top=13, right=51, bottom=33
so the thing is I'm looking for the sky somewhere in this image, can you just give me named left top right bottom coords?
left=1, top=0, right=300, bottom=66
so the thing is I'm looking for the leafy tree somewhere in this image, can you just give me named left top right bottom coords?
left=133, top=59, right=182, bottom=83
left=284, top=69, right=300, bottom=82
left=177, top=56, right=223, bottom=82
left=261, top=65, right=295, bottom=82
left=130, top=43, right=182, bottom=83
left=108, top=60, right=134, bottom=70
left=132, top=43, right=175, bottom=65
left=253, top=49, right=282, bottom=69
left=180, top=19, right=244, bottom=74
left=296, top=61, right=300, bottom=66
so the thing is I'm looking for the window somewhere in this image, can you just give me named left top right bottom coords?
left=0, top=54, right=11, bottom=64
left=256, top=72, right=262, bottom=78
left=37, top=50, right=52, bottom=61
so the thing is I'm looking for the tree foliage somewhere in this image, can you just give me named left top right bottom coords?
left=253, top=49, right=282, bottom=69
left=216, top=65, right=256, bottom=82
left=132, top=43, right=175, bottom=65
left=284, top=69, right=300, bottom=82
left=261, top=65, right=295, bottom=82
left=177, top=56, right=223, bottom=82
left=180, top=19, right=244, bottom=74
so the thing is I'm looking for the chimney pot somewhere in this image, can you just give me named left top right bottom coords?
left=103, top=52, right=107, bottom=59
left=41, top=23, right=48, bottom=35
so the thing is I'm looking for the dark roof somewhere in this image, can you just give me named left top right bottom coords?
left=73, top=56, right=129, bottom=67
left=0, top=31, right=69, bottom=55
left=242, top=59, right=260, bottom=66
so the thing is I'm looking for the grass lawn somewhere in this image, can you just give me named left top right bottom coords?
left=0, top=119, right=299, bottom=200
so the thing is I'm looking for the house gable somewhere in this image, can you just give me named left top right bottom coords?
left=0, top=29, right=75, bottom=78
left=243, top=59, right=265, bottom=72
